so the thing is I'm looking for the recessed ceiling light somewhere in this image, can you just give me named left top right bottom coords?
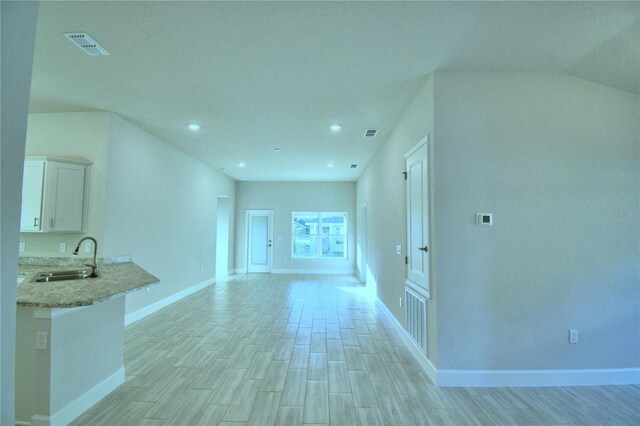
left=327, top=162, right=334, bottom=168
left=188, top=123, right=201, bottom=131
left=330, top=124, right=342, bottom=132
left=273, top=148, right=281, bottom=152
left=238, top=162, right=246, bottom=167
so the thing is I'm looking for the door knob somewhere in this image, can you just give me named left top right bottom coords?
left=418, top=246, right=428, bottom=252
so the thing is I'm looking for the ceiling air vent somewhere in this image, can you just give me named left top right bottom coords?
left=64, top=33, right=110, bottom=56
left=350, top=164, right=358, bottom=169
left=364, top=129, right=378, bottom=138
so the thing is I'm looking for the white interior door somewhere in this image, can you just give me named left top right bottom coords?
left=247, top=210, right=273, bottom=273
left=405, top=136, right=430, bottom=297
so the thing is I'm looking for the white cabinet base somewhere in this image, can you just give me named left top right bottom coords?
left=15, top=297, right=125, bottom=425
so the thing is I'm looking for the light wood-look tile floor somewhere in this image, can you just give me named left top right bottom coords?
left=72, top=274, right=639, bottom=425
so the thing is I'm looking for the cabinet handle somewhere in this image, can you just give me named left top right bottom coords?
left=50, top=218, right=54, bottom=228
left=34, top=217, right=39, bottom=228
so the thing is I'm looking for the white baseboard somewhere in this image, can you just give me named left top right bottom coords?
left=29, top=415, right=49, bottom=426
left=233, top=268, right=355, bottom=275
left=373, top=296, right=438, bottom=384
left=372, top=296, right=640, bottom=387
left=31, top=367, right=125, bottom=426
left=124, top=278, right=215, bottom=326
left=437, top=367, right=640, bottom=387
left=271, top=268, right=356, bottom=275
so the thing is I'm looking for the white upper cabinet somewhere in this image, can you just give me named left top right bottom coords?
left=20, top=157, right=91, bottom=233
left=20, top=160, right=46, bottom=231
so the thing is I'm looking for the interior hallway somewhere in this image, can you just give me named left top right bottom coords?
left=72, top=274, right=640, bottom=425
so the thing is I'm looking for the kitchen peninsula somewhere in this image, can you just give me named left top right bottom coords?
left=15, top=257, right=159, bottom=426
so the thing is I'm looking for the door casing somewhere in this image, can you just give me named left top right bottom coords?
left=405, top=135, right=431, bottom=298
left=246, top=209, right=274, bottom=273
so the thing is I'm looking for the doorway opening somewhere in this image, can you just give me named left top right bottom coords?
left=215, top=196, right=230, bottom=279
left=358, top=203, right=376, bottom=298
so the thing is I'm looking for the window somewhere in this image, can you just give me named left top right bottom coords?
left=292, top=212, right=347, bottom=259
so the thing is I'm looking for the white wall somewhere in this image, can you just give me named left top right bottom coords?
left=104, top=114, right=236, bottom=316
left=15, top=298, right=125, bottom=423
left=0, top=2, right=39, bottom=424
left=433, top=72, right=639, bottom=370
left=235, top=181, right=356, bottom=273
left=23, top=112, right=111, bottom=257
left=356, top=76, right=437, bottom=360
left=358, top=71, right=639, bottom=375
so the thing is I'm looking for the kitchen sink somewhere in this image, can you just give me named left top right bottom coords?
left=32, top=269, right=96, bottom=282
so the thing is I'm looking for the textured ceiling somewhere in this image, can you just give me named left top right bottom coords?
left=29, top=1, right=639, bottom=181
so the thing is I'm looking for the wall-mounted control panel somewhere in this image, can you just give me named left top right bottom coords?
left=476, top=213, right=493, bottom=226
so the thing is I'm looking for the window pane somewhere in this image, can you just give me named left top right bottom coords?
left=322, top=235, right=345, bottom=258
left=293, top=236, right=318, bottom=257
left=321, top=213, right=346, bottom=235
left=293, top=213, right=319, bottom=235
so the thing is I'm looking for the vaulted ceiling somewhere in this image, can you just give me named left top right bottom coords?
left=29, top=1, right=639, bottom=181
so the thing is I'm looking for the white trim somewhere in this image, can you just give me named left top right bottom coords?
left=373, top=296, right=437, bottom=384
left=403, top=134, right=428, bottom=159
left=124, top=278, right=215, bottom=326
left=33, top=305, right=90, bottom=320
left=246, top=209, right=274, bottom=273
left=405, top=137, right=431, bottom=299
left=24, top=156, right=93, bottom=166
left=272, top=268, right=356, bottom=275
left=231, top=268, right=354, bottom=275
left=404, top=278, right=430, bottom=299
left=372, top=295, right=640, bottom=387
left=31, top=367, right=125, bottom=426
left=29, top=415, right=49, bottom=426
left=437, top=368, right=640, bottom=387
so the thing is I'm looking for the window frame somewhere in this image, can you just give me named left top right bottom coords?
left=291, top=211, right=348, bottom=260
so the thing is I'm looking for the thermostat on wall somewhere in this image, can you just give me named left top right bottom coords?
left=476, top=213, right=493, bottom=226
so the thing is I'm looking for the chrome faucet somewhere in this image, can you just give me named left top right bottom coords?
left=73, top=236, right=99, bottom=278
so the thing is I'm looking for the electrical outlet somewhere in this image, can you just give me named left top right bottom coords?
left=84, top=241, right=92, bottom=253
left=399, top=297, right=402, bottom=308
left=200, top=265, right=204, bottom=273
left=19, top=241, right=26, bottom=252
left=36, top=331, right=48, bottom=350
left=569, top=329, right=579, bottom=344
left=58, top=242, right=66, bottom=253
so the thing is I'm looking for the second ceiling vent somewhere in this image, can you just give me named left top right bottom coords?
left=364, top=129, right=378, bottom=138
left=64, top=33, right=110, bottom=56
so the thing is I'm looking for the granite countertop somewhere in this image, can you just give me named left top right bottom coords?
left=17, top=262, right=159, bottom=308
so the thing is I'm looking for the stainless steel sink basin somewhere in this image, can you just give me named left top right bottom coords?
left=32, top=269, right=97, bottom=282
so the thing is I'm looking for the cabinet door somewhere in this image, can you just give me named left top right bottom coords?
left=20, top=161, right=45, bottom=232
left=43, top=162, right=86, bottom=232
